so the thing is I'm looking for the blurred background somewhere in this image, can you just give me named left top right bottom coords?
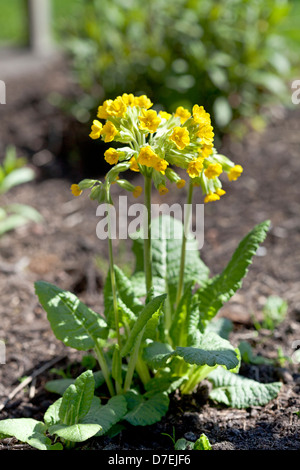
left=0, top=0, right=299, bottom=179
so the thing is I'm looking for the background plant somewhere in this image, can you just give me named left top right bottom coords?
left=0, top=146, right=42, bottom=236
left=57, top=0, right=297, bottom=135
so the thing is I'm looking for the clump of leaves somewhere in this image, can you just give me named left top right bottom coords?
left=0, top=98, right=282, bottom=450
left=0, top=371, right=127, bottom=450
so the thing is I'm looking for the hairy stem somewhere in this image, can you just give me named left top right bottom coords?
left=143, top=174, right=153, bottom=295
left=94, top=340, right=115, bottom=397
left=175, top=181, right=194, bottom=308
left=123, top=329, right=145, bottom=391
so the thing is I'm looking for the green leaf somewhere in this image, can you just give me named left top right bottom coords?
left=174, top=438, right=195, bottom=450
left=44, top=398, right=62, bottom=427
left=145, top=375, right=188, bottom=394
left=82, top=395, right=127, bottom=436
left=45, top=371, right=105, bottom=395
left=5, top=203, right=42, bottom=223
left=0, top=167, right=35, bottom=194
left=104, top=265, right=143, bottom=328
left=143, top=341, right=173, bottom=369
left=121, top=294, right=167, bottom=357
left=170, top=282, right=200, bottom=346
left=59, top=370, right=95, bottom=425
left=0, top=419, right=62, bottom=450
left=174, top=332, right=239, bottom=370
left=104, top=266, right=143, bottom=328
left=194, top=433, right=212, bottom=450
left=124, top=390, right=169, bottom=426
left=48, top=423, right=101, bottom=443
left=238, top=341, right=273, bottom=365
left=208, top=367, right=282, bottom=409
left=0, top=214, right=32, bottom=236
left=35, top=281, right=108, bottom=351
left=132, top=215, right=209, bottom=306
left=174, top=433, right=212, bottom=450
left=196, top=221, right=270, bottom=324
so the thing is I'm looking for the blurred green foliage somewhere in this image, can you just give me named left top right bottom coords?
left=58, top=0, right=297, bottom=135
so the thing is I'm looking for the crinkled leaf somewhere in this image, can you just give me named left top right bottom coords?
left=48, top=423, right=101, bottom=442
left=104, top=265, right=143, bottom=328
left=132, top=215, right=209, bottom=306
left=82, top=395, right=127, bottom=436
left=145, top=375, right=188, bottom=394
left=208, top=367, right=282, bottom=409
left=124, top=390, right=169, bottom=426
left=121, top=294, right=167, bottom=357
left=174, top=332, right=239, bottom=370
left=0, top=419, right=62, bottom=450
left=143, top=341, right=173, bottom=369
left=35, top=281, right=108, bottom=350
left=59, top=370, right=95, bottom=425
left=196, top=221, right=270, bottom=324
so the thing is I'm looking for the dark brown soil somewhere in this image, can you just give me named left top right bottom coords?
left=0, top=60, right=299, bottom=451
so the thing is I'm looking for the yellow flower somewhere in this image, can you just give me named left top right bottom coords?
left=204, top=193, right=220, bottom=203
left=158, top=184, right=169, bottom=196
left=176, top=179, right=186, bottom=189
left=70, top=184, right=82, bottom=197
left=97, top=100, right=113, bottom=119
left=122, top=93, right=136, bottom=107
left=169, top=126, right=190, bottom=150
left=101, top=121, right=118, bottom=142
left=159, top=110, right=172, bottom=120
left=109, top=96, right=127, bottom=117
left=104, top=148, right=120, bottom=165
left=215, top=188, right=226, bottom=196
left=139, top=109, right=161, bottom=133
left=89, top=120, right=103, bottom=140
left=137, top=146, right=159, bottom=168
left=193, top=105, right=211, bottom=125
left=187, top=158, right=203, bottom=178
left=197, top=123, right=214, bottom=146
left=200, top=144, right=213, bottom=159
left=175, top=106, right=191, bottom=124
left=129, top=157, right=140, bottom=172
left=204, top=163, right=223, bottom=179
left=134, top=95, right=153, bottom=109
left=154, top=158, right=169, bottom=175
left=133, top=186, right=143, bottom=198
left=228, top=165, right=243, bottom=181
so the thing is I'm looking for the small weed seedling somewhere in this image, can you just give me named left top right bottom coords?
left=0, top=95, right=282, bottom=449
left=0, top=146, right=42, bottom=236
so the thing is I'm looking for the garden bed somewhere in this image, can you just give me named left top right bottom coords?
left=0, top=100, right=300, bottom=450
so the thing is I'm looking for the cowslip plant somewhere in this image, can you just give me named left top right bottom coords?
left=0, top=94, right=282, bottom=449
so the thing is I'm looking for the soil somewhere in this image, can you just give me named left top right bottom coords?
left=0, top=59, right=299, bottom=451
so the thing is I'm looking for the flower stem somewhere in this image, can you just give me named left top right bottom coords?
left=176, top=180, right=194, bottom=308
left=123, top=329, right=144, bottom=391
left=106, top=190, right=121, bottom=349
left=144, top=174, right=153, bottom=294
left=94, top=340, right=115, bottom=397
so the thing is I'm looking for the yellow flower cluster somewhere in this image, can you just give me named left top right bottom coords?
left=71, top=94, right=243, bottom=202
